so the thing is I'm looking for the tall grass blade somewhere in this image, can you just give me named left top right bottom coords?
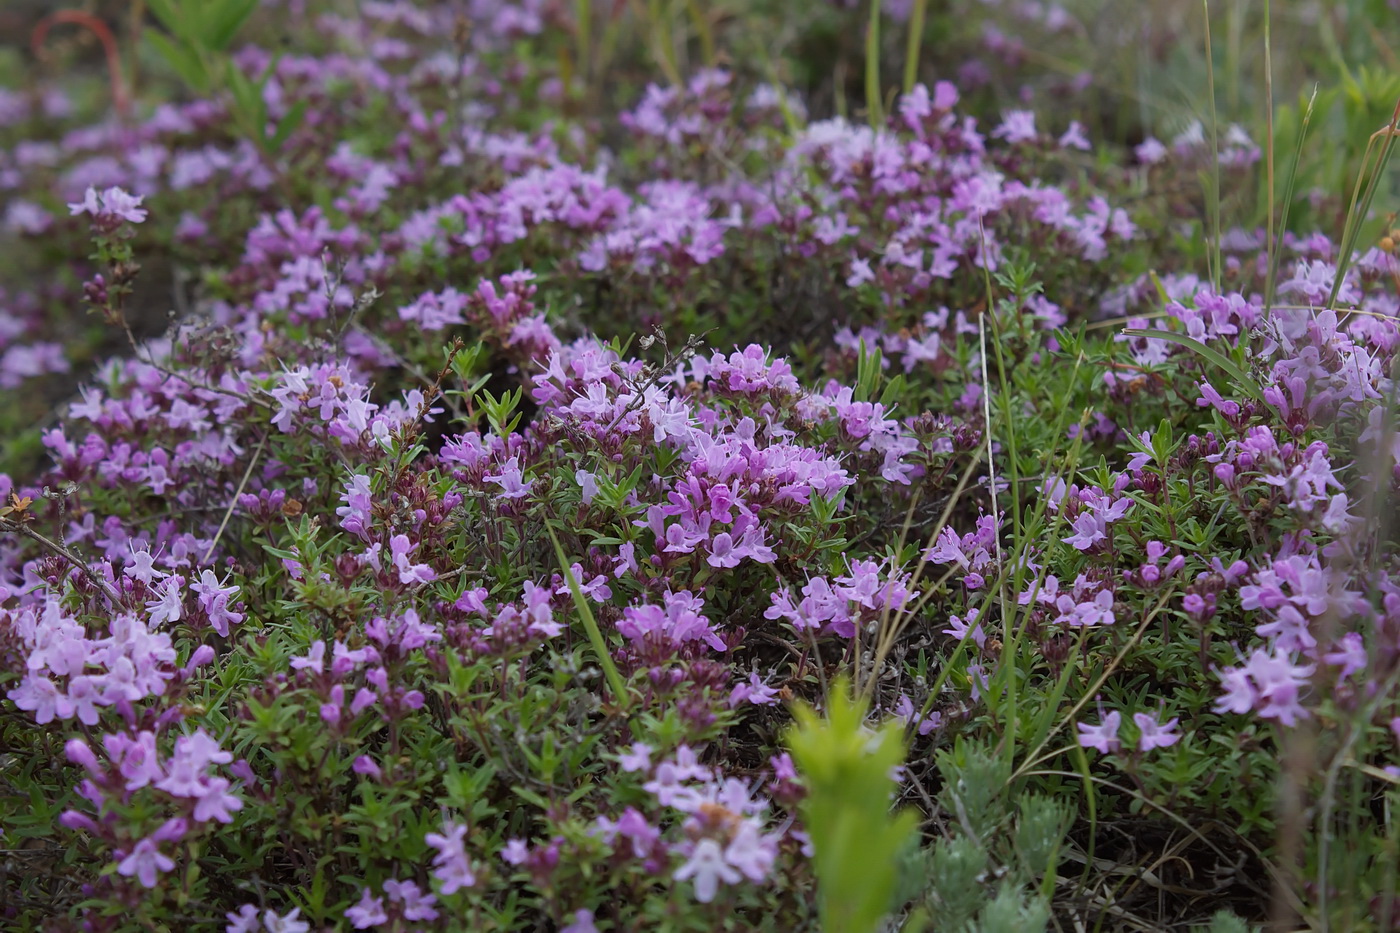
left=1326, top=98, right=1400, bottom=311
left=1203, top=0, right=1223, bottom=293
left=1122, top=328, right=1265, bottom=401
left=546, top=523, right=630, bottom=710
left=684, top=0, right=715, bottom=68
left=866, top=0, right=884, bottom=129
left=902, top=0, right=929, bottom=94
left=1265, top=86, right=1319, bottom=313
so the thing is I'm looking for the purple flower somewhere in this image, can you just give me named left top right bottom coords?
left=68, top=185, right=147, bottom=223
left=1076, top=710, right=1122, bottom=754
left=723, top=819, right=778, bottom=882
left=675, top=838, right=741, bottom=902
left=289, top=640, right=327, bottom=672
left=193, top=777, right=243, bottom=823
left=1214, top=647, right=1314, bottom=726
left=384, top=879, right=438, bottom=921
left=389, top=534, right=438, bottom=585
left=619, top=743, right=652, bottom=772
left=346, top=888, right=388, bottom=929
left=425, top=820, right=477, bottom=894
left=225, top=905, right=260, bottom=933
left=1062, top=512, right=1107, bottom=551
left=575, top=469, right=599, bottom=504
left=992, top=109, right=1037, bottom=144
left=1133, top=712, right=1181, bottom=752
left=485, top=456, right=533, bottom=499
left=562, top=909, right=599, bottom=933
left=1196, top=381, right=1241, bottom=419
left=728, top=671, right=780, bottom=708
left=501, top=838, right=529, bottom=865
left=192, top=570, right=243, bottom=636
left=706, top=532, right=741, bottom=568
left=117, top=837, right=174, bottom=888
left=262, top=909, right=310, bottom=933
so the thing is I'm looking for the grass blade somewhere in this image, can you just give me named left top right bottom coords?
left=866, top=0, right=884, bottom=129
left=546, top=523, right=631, bottom=710
left=1122, top=328, right=1264, bottom=401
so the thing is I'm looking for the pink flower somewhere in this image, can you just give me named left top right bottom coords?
left=289, top=640, right=326, bottom=672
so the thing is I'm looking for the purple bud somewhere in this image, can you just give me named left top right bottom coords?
left=59, top=809, right=99, bottom=833
left=183, top=644, right=216, bottom=676
left=65, top=738, right=100, bottom=774
left=153, top=817, right=188, bottom=842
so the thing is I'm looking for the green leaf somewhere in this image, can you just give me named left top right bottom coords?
left=224, top=60, right=266, bottom=129
left=144, top=0, right=189, bottom=39
left=270, top=100, right=308, bottom=150
left=786, top=678, right=915, bottom=933
left=201, top=0, right=259, bottom=51
left=1121, top=329, right=1265, bottom=402
left=146, top=29, right=210, bottom=93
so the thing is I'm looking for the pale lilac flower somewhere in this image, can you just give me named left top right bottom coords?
left=117, top=837, right=174, bottom=888
left=384, top=879, right=438, bottom=921
left=425, top=820, right=476, bottom=894
left=1076, top=710, right=1122, bottom=754
left=723, top=819, right=778, bottom=882
left=619, top=743, right=652, bottom=772
left=346, top=888, right=388, bottom=928
left=562, top=909, right=599, bottom=933
left=674, top=838, right=741, bottom=902
left=575, top=469, right=599, bottom=504
left=1133, top=712, right=1181, bottom=752
left=225, top=904, right=260, bottom=933
left=289, top=640, right=327, bottom=672
left=501, top=838, right=529, bottom=865
left=485, top=457, right=533, bottom=499
left=262, top=908, right=310, bottom=933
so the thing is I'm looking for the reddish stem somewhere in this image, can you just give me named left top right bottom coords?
left=31, top=10, right=131, bottom=120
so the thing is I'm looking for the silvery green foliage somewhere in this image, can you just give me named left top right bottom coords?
left=967, top=884, right=1050, bottom=933
left=1195, top=910, right=1255, bottom=933
left=936, top=740, right=1011, bottom=842
left=1013, top=794, right=1073, bottom=880
left=929, top=836, right=988, bottom=929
